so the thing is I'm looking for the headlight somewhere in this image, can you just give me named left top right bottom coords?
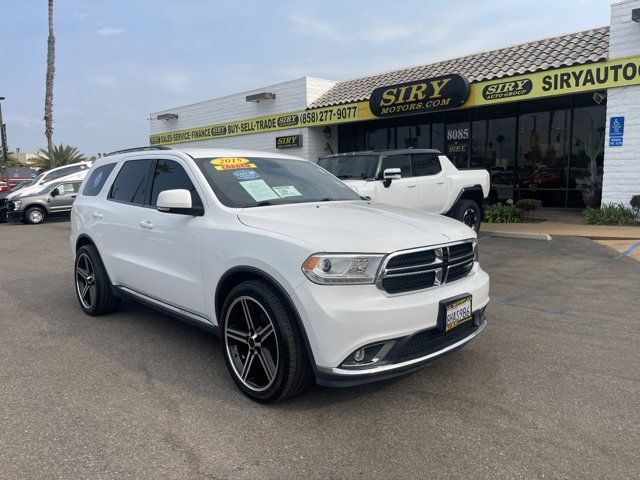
left=13, top=200, right=22, bottom=210
left=302, top=254, right=384, bottom=285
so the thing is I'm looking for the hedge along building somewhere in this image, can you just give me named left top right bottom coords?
left=150, top=0, right=640, bottom=209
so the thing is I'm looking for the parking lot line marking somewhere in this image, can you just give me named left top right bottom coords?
left=617, top=240, right=640, bottom=258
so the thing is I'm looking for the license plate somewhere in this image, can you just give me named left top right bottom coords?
left=443, top=295, right=473, bottom=332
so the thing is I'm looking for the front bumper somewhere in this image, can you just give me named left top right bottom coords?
left=292, top=264, right=490, bottom=382
left=315, top=310, right=486, bottom=387
left=6, top=210, right=22, bottom=221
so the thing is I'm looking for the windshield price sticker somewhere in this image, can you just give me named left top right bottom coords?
left=273, top=185, right=302, bottom=198
left=239, top=179, right=280, bottom=202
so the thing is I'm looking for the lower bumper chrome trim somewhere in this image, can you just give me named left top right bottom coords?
left=317, top=316, right=487, bottom=377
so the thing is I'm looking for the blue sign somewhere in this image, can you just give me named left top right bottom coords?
left=233, top=169, right=259, bottom=180
left=609, top=116, right=624, bottom=147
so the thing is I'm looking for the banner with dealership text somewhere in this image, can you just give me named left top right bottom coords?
left=150, top=104, right=363, bottom=146
left=150, top=56, right=640, bottom=145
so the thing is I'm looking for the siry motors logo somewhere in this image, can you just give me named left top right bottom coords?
left=277, top=114, right=300, bottom=128
left=482, top=78, right=533, bottom=100
left=369, top=74, right=470, bottom=117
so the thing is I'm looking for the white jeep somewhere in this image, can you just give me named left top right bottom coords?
left=71, top=147, right=490, bottom=402
left=318, top=150, right=490, bottom=232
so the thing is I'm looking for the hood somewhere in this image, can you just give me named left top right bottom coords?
left=238, top=201, right=474, bottom=253
left=341, top=179, right=369, bottom=194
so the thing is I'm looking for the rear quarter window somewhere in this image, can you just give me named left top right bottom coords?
left=83, top=163, right=116, bottom=196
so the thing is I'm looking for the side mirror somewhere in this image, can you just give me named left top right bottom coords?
left=156, top=189, right=204, bottom=216
left=50, top=188, right=60, bottom=197
left=382, top=168, right=401, bottom=188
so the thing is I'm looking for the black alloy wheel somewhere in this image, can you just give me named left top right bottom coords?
left=74, top=244, right=121, bottom=315
left=221, top=280, right=311, bottom=402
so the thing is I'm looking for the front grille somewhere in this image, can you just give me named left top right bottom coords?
left=5, top=201, right=15, bottom=212
left=394, top=320, right=478, bottom=363
left=378, top=241, right=475, bottom=294
left=0, top=198, right=6, bottom=208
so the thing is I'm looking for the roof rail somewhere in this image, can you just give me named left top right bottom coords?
left=105, top=146, right=172, bottom=157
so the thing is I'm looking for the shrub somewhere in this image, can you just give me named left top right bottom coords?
left=515, top=199, right=542, bottom=213
left=483, top=204, right=526, bottom=223
left=583, top=203, right=640, bottom=226
left=631, top=195, right=640, bottom=213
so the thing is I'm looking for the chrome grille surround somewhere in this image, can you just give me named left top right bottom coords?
left=376, top=239, right=476, bottom=294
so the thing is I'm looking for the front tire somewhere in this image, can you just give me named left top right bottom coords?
left=74, top=245, right=121, bottom=315
left=24, top=206, right=46, bottom=225
left=452, top=199, right=481, bottom=232
left=221, top=280, right=311, bottom=402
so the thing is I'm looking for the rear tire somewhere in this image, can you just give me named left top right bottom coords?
left=24, top=206, right=46, bottom=225
left=451, top=199, right=481, bottom=232
left=221, top=280, right=311, bottom=402
left=74, top=245, right=121, bottom=316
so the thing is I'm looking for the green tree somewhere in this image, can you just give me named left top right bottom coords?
left=33, top=144, right=87, bottom=170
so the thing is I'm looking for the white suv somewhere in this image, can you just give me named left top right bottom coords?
left=70, top=147, right=490, bottom=402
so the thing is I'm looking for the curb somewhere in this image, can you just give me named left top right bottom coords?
left=487, top=231, right=552, bottom=241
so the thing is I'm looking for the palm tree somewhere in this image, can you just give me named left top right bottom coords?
left=44, top=0, right=56, bottom=169
left=33, top=144, right=87, bottom=170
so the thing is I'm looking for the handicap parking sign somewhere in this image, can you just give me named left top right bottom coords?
left=609, top=116, right=624, bottom=147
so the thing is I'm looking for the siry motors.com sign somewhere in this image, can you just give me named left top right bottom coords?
left=369, top=74, right=470, bottom=117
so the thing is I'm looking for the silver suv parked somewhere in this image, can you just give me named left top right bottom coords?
left=6, top=179, right=83, bottom=224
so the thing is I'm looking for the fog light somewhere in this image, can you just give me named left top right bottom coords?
left=353, top=348, right=365, bottom=362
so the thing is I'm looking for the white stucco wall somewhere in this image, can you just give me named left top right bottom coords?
left=149, top=77, right=336, bottom=160
left=602, top=0, right=640, bottom=206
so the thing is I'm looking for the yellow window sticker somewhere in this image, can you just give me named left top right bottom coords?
left=210, top=157, right=256, bottom=171
left=273, top=185, right=302, bottom=198
left=239, top=179, right=280, bottom=202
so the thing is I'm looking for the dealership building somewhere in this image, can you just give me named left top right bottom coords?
left=150, top=0, right=640, bottom=208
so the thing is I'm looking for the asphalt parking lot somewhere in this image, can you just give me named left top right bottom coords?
left=1, top=221, right=639, bottom=479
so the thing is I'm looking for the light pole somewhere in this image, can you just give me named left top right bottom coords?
left=0, top=97, right=9, bottom=187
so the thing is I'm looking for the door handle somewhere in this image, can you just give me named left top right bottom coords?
left=92, top=212, right=103, bottom=219
left=407, top=184, right=417, bottom=188
left=436, top=180, right=445, bottom=185
left=139, top=220, right=154, bottom=229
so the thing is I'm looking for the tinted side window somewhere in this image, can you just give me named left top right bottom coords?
left=108, top=159, right=154, bottom=205
left=380, top=154, right=411, bottom=178
left=83, top=163, right=116, bottom=196
left=150, top=159, right=202, bottom=207
left=412, top=154, right=442, bottom=176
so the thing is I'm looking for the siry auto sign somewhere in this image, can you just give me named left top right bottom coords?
left=482, top=79, right=533, bottom=100
left=275, top=134, right=302, bottom=149
left=369, top=74, right=470, bottom=117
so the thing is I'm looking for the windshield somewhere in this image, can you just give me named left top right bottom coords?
left=194, top=156, right=361, bottom=208
left=317, top=155, right=379, bottom=180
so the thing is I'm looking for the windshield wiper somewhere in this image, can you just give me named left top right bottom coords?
left=336, top=175, right=353, bottom=180
left=319, top=198, right=334, bottom=202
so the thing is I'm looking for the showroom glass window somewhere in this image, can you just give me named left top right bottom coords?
left=444, top=110, right=471, bottom=168
left=471, top=105, right=517, bottom=203
left=517, top=97, right=572, bottom=207
left=568, top=96, right=606, bottom=208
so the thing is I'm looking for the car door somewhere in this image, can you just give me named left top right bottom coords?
left=134, top=157, right=206, bottom=315
left=99, top=158, right=156, bottom=290
left=371, top=153, right=419, bottom=208
left=411, top=153, right=449, bottom=213
left=48, top=182, right=78, bottom=212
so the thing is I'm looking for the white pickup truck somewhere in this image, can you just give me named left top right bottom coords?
left=318, top=149, right=490, bottom=231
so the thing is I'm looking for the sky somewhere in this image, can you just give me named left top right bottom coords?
left=1, top=0, right=612, bottom=156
